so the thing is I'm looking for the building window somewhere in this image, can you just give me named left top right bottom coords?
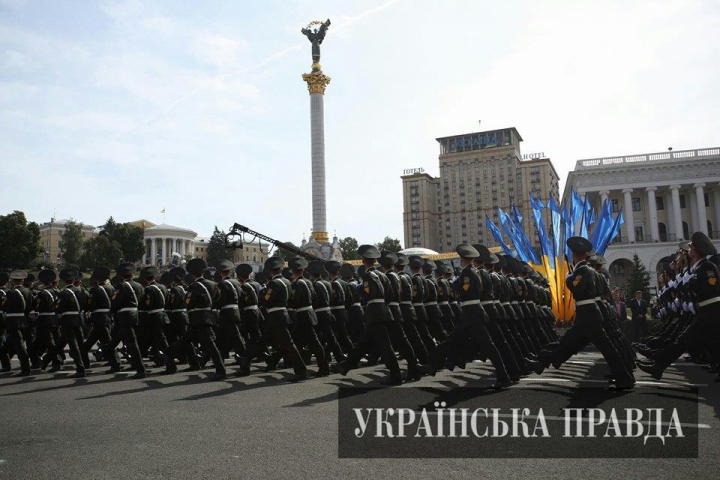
left=656, top=197, right=664, bottom=210
left=611, top=199, right=619, bottom=213
left=682, top=221, right=689, bottom=240
left=632, top=198, right=641, bottom=212
left=612, top=263, right=625, bottom=275
left=679, top=195, right=686, bottom=209
left=658, top=223, right=667, bottom=241
left=705, top=193, right=710, bottom=207
left=634, top=226, right=644, bottom=241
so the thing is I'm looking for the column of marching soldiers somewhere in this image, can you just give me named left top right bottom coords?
left=1, top=233, right=718, bottom=388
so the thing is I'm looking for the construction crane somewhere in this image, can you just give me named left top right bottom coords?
left=224, top=223, right=326, bottom=263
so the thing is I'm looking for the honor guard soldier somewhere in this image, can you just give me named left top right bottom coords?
left=407, top=255, right=437, bottom=353
left=55, top=269, right=89, bottom=377
left=422, top=260, right=448, bottom=342
left=535, top=237, right=635, bottom=389
left=104, top=262, right=147, bottom=378
left=241, top=256, right=307, bottom=381
left=235, top=264, right=263, bottom=345
left=638, top=232, right=720, bottom=380
left=1, top=270, right=33, bottom=375
left=164, top=267, right=197, bottom=368
left=0, top=272, right=8, bottom=372
left=326, top=260, right=355, bottom=354
left=215, top=259, right=249, bottom=374
left=285, top=257, right=329, bottom=376
left=83, top=267, right=115, bottom=366
left=394, top=253, right=430, bottom=364
left=335, top=245, right=405, bottom=386
left=421, top=244, right=512, bottom=389
left=307, top=260, right=345, bottom=364
left=434, top=262, right=456, bottom=332
left=165, top=258, right=226, bottom=380
left=139, top=266, right=171, bottom=367
left=33, top=270, right=61, bottom=372
left=340, top=263, right=365, bottom=342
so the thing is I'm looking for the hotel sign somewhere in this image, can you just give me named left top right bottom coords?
left=403, top=168, right=425, bottom=175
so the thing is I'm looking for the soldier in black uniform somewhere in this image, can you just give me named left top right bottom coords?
left=638, top=232, right=720, bottom=380
left=340, top=263, right=365, bottom=342
left=407, top=256, right=437, bottom=353
left=103, top=262, right=147, bottom=378
left=422, top=261, right=449, bottom=342
left=139, top=266, right=171, bottom=367
left=336, top=245, right=406, bottom=385
left=32, top=270, right=61, bottom=372
left=0, top=272, right=8, bottom=372
left=0, top=270, right=33, bottom=375
left=240, top=257, right=307, bottom=381
left=164, top=267, right=196, bottom=367
left=82, top=267, right=115, bottom=365
left=435, top=262, right=456, bottom=333
left=307, top=260, right=345, bottom=364
left=235, top=264, right=263, bottom=345
left=214, top=259, right=249, bottom=370
left=394, top=253, right=430, bottom=364
left=55, top=268, right=89, bottom=377
left=326, top=260, right=355, bottom=354
left=420, top=245, right=512, bottom=389
left=165, top=258, right=226, bottom=380
left=534, top=237, right=635, bottom=389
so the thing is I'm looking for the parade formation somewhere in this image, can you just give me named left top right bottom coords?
left=2, top=231, right=717, bottom=391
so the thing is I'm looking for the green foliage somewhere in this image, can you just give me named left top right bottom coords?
left=375, top=236, right=402, bottom=253
left=207, top=227, right=232, bottom=268
left=625, top=253, right=651, bottom=302
left=338, top=237, right=360, bottom=260
left=100, top=217, right=145, bottom=262
left=80, top=235, right=123, bottom=270
left=60, top=220, right=84, bottom=266
left=0, top=211, right=43, bottom=269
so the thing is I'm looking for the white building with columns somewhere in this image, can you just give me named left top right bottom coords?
left=142, top=223, right=197, bottom=266
left=564, top=147, right=720, bottom=291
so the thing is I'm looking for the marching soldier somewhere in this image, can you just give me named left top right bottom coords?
left=393, top=253, right=430, bottom=364
left=55, top=268, right=89, bottom=377
left=326, top=260, right=355, bottom=354
left=0, top=270, right=33, bottom=375
left=422, top=261, right=448, bottom=342
left=340, top=263, right=365, bottom=342
left=307, top=260, right=345, bottom=364
left=33, top=270, right=61, bottom=372
left=103, top=262, right=147, bottom=378
left=165, top=258, right=226, bottom=380
left=139, top=266, right=171, bottom=367
left=215, top=259, right=249, bottom=373
left=407, top=255, right=437, bottom=353
left=164, top=267, right=197, bottom=368
left=83, top=267, right=115, bottom=366
left=235, top=264, right=263, bottom=345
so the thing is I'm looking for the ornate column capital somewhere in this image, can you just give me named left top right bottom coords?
left=669, top=184, right=682, bottom=190
left=645, top=186, right=657, bottom=192
left=622, top=188, right=633, bottom=194
left=302, top=71, right=331, bottom=95
left=599, top=190, right=610, bottom=196
left=693, top=182, right=706, bottom=189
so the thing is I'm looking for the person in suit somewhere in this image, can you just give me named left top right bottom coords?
left=629, top=290, right=648, bottom=341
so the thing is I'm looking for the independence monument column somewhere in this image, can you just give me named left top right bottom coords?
left=301, top=19, right=332, bottom=245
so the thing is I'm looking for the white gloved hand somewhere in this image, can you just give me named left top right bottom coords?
left=682, top=302, right=689, bottom=312
left=689, top=303, right=697, bottom=315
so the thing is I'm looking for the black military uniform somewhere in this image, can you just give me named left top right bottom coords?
left=55, top=268, right=89, bottom=377
left=242, top=257, right=307, bottom=381
left=32, top=270, right=61, bottom=371
left=0, top=272, right=8, bottom=372
left=104, top=263, right=147, bottom=378
left=165, top=258, right=226, bottom=380
left=236, top=264, right=263, bottom=345
left=308, top=261, right=345, bottom=364
left=423, top=245, right=511, bottom=388
left=163, top=267, right=195, bottom=366
left=83, top=267, right=115, bottom=365
left=394, top=254, right=430, bottom=364
left=538, top=237, right=635, bottom=389
left=422, top=261, right=448, bottom=342
left=139, top=266, right=171, bottom=366
left=435, top=263, right=456, bottom=333
left=327, top=261, right=355, bottom=354
left=340, top=264, right=365, bottom=342
left=639, top=232, right=720, bottom=380
left=214, top=259, right=248, bottom=369
left=408, top=256, right=438, bottom=353
left=1, top=270, right=33, bottom=375
left=337, top=245, right=404, bottom=385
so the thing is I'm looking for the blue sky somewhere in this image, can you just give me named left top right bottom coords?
left=2, top=0, right=719, bottom=246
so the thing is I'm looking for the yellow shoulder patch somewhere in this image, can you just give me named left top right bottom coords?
left=573, top=275, right=583, bottom=287
left=710, top=278, right=717, bottom=286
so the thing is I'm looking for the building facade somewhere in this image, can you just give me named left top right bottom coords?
left=38, top=218, right=97, bottom=265
left=402, top=127, right=560, bottom=253
left=564, top=147, right=720, bottom=290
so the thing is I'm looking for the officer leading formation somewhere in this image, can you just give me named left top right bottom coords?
left=2, top=234, right=717, bottom=388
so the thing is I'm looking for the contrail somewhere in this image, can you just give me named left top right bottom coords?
left=117, top=0, right=403, bottom=137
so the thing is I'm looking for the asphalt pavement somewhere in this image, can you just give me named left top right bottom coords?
left=1, top=350, right=719, bottom=479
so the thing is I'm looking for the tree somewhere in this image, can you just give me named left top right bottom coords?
left=207, top=227, right=231, bottom=268
left=99, top=217, right=145, bottom=262
left=375, top=236, right=402, bottom=253
left=625, top=253, right=651, bottom=303
left=338, top=237, right=361, bottom=260
left=0, top=211, right=42, bottom=269
left=60, top=220, right=84, bottom=266
left=80, top=235, right=123, bottom=270
left=272, top=242, right=298, bottom=261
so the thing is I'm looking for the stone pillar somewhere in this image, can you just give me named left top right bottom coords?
left=646, top=187, right=659, bottom=242
left=302, top=69, right=332, bottom=244
left=622, top=188, right=635, bottom=243
left=599, top=190, right=610, bottom=205
left=150, top=238, right=157, bottom=266
left=665, top=191, right=674, bottom=240
left=688, top=191, right=698, bottom=233
left=670, top=185, right=684, bottom=240
left=694, top=183, right=708, bottom=235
